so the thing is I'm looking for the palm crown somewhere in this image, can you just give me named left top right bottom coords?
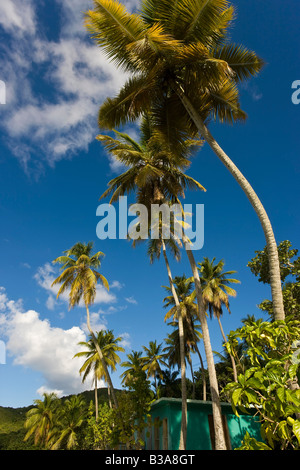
left=98, top=113, right=205, bottom=205
left=85, top=0, right=263, bottom=143
left=75, top=330, right=125, bottom=383
left=198, top=256, right=240, bottom=318
left=51, top=242, right=109, bottom=309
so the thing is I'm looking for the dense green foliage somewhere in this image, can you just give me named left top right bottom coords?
left=248, top=241, right=300, bottom=321
left=0, top=389, right=109, bottom=450
left=2, top=240, right=300, bottom=450
left=224, top=318, right=300, bottom=450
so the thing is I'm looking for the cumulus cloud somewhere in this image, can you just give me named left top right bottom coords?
left=0, top=0, right=139, bottom=175
left=0, top=287, right=100, bottom=396
left=0, top=286, right=130, bottom=397
left=0, top=0, right=36, bottom=36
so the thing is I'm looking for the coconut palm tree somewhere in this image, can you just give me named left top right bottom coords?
left=85, top=0, right=284, bottom=327
left=49, top=396, right=87, bottom=450
left=157, top=369, right=181, bottom=398
left=163, top=275, right=207, bottom=400
left=24, top=393, right=59, bottom=448
left=74, top=330, right=124, bottom=417
left=98, top=114, right=204, bottom=449
left=98, top=114, right=230, bottom=449
left=164, top=319, right=200, bottom=392
left=51, top=241, right=119, bottom=411
left=141, top=340, right=168, bottom=393
left=198, top=257, right=240, bottom=381
left=120, top=350, right=145, bottom=386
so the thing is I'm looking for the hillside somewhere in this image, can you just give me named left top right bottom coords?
left=0, top=388, right=113, bottom=450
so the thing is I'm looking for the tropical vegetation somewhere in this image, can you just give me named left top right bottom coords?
left=0, top=240, right=292, bottom=450
left=2, top=0, right=299, bottom=453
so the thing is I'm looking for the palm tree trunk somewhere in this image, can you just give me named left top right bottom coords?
left=189, top=360, right=195, bottom=399
left=185, top=316, right=207, bottom=400
left=217, top=316, right=238, bottom=382
left=174, top=84, right=285, bottom=322
left=86, top=306, right=119, bottom=410
left=193, top=337, right=207, bottom=401
left=162, top=239, right=187, bottom=450
left=182, top=235, right=227, bottom=450
left=108, top=385, right=112, bottom=409
left=95, top=375, right=99, bottom=421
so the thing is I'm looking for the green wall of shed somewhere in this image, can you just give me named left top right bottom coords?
left=148, top=398, right=262, bottom=450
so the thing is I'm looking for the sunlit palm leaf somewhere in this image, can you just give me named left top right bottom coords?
left=214, top=43, right=265, bottom=82
left=85, top=0, right=145, bottom=71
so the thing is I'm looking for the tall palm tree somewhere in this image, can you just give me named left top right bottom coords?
left=74, top=330, right=124, bottom=417
left=51, top=241, right=119, bottom=411
left=24, top=393, right=59, bottom=448
left=85, top=0, right=284, bottom=326
left=198, top=257, right=240, bottom=381
left=98, top=115, right=205, bottom=449
left=163, top=275, right=207, bottom=400
left=166, top=318, right=200, bottom=399
left=141, top=340, right=168, bottom=392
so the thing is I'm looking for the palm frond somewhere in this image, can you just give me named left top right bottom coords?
left=214, top=43, right=265, bottom=82
left=207, top=79, right=247, bottom=124
left=98, top=73, right=160, bottom=129
left=85, top=0, right=145, bottom=72
left=126, top=22, right=181, bottom=71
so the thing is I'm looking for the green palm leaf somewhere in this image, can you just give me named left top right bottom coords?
left=214, top=43, right=264, bottom=82
left=85, top=0, right=145, bottom=71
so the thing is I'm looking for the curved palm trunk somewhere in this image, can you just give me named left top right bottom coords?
left=162, top=240, right=187, bottom=450
left=182, top=235, right=227, bottom=450
left=95, top=375, right=99, bottom=421
left=185, top=315, right=207, bottom=400
left=174, top=85, right=284, bottom=322
left=192, top=335, right=207, bottom=401
left=217, top=316, right=238, bottom=382
left=86, top=306, right=119, bottom=410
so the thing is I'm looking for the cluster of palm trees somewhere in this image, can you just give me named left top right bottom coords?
left=81, top=0, right=285, bottom=451
left=49, top=238, right=239, bottom=450
left=40, top=0, right=285, bottom=451
left=24, top=251, right=240, bottom=450
left=24, top=393, right=87, bottom=450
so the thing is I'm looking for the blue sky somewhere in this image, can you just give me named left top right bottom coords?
left=0, top=0, right=299, bottom=408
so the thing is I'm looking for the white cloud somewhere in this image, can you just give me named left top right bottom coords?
left=241, top=82, right=263, bottom=102
left=0, top=0, right=131, bottom=175
left=0, top=287, right=101, bottom=397
left=80, top=311, right=107, bottom=336
left=125, top=296, right=138, bottom=305
left=110, top=280, right=124, bottom=290
left=119, top=332, right=131, bottom=349
left=0, top=0, right=36, bottom=36
left=109, top=155, right=127, bottom=174
left=20, top=262, right=31, bottom=269
left=46, top=295, right=56, bottom=311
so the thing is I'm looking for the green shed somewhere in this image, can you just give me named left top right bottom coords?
left=145, top=398, right=262, bottom=450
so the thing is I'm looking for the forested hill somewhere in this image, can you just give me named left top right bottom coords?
left=0, top=388, right=111, bottom=450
